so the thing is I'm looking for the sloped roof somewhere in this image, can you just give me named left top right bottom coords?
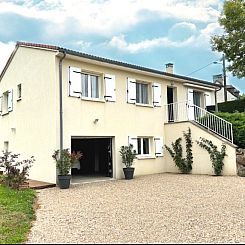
left=0, top=41, right=220, bottom=89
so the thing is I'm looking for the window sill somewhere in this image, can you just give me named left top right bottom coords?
left=136, top=155, right=156, bottom=160
left=81, top=97, right=105, bottom=103
left=135, top=103, right=154, bottom=108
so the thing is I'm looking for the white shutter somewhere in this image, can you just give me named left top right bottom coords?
left=153, top=82, right=161, bottom=107
left=155, top=137, right=164, bottom=157
left=0, top=95, right=2, bottom=115
left=69, top=66, right=81, bottom=98
left=204, top=92, right=212, bottom=108
left=128, top=136, right=138, bottom=154
left=187, top=88, right=194, bottom=120
left=7, top=90, right=13, bottom=112
left=127, top=78, right=136, bottom=104
left=104, top=74, right=116, bottom=102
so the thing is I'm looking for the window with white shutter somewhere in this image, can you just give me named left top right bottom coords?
left=7, top=89, right=13, bottom=112
left=155, top=137, right=163, bottom=157
left=153, top=82, right=161, bottom=107
left=104, top=74, right=116, bottom=102
left=128, top=136, right=138, bottom=154
left=69, top=66, right=81, bottom=98
left=127, top=78, right=136, bottom=104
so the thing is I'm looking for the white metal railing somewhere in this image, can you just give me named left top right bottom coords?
left=164, top=101, right=233, bottom=143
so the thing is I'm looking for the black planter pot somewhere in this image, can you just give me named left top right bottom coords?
left=123, top=167, right=135, bottom=180
left=58, top=175, right=71, bottom=189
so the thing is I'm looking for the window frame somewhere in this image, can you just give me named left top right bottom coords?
left=136, top=81, right=149, bottom=105
left=81, top=72, right=101, bottom=100
left=137, top=137, right=152, bottom=156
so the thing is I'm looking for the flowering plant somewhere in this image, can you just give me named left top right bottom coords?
left=52, top=149, right=83, bottom=175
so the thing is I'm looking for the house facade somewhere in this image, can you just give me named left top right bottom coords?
left=0, top=42, right=237, bottom=184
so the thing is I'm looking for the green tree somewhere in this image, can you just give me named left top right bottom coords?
left=211, top=0, right=245, bottom=78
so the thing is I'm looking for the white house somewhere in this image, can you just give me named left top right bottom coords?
left=0, top=42, right=237, bottom=184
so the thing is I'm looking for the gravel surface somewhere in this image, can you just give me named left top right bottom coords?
left=27, top=174, right=245, bottom=244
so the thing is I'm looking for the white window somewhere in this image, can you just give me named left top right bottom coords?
left=1, top=90, right=13, bottom=114
left=81, top=74, right=100, bottom=99
left=137, top=137, right=150, bottom=155
left=136, top=82, right=149, bottom=104
left=17, top=84, right=22, bottom=100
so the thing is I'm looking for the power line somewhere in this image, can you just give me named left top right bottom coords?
left=186, top=60, right=220, bottom=76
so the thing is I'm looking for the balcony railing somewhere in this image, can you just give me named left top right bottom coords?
left=165, top=101, right=233, bottom=143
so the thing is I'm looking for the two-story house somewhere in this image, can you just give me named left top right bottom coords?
left=0, top=42, right=237, bottom=184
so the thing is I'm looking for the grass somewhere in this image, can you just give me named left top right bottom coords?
left=0, top=184, right=36, bottom=244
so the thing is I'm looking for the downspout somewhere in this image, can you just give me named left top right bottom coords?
left=59, top=51, right=66, bottom=153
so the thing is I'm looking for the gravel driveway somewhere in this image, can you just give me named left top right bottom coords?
left=27, top=174, right=245, bottom=244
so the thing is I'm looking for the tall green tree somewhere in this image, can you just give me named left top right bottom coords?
left=211, top=0, right=245, bottom=78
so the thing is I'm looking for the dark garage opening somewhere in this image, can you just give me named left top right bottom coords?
left=71, top=138, right=113, bottom=179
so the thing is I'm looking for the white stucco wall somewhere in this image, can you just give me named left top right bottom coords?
left=164, top=122, right=237, bottom=176
left=0, top=46, right=58, bottom=183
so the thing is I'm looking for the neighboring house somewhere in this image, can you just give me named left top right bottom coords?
left=0, top=42, right=237, bottom=184
left=213, top=74, right=240, bottom=103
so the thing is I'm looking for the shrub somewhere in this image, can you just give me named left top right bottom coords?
left=119, top=144, right=136, bottom=168
left=214, top=112, right=245, bottom=148
left=196, top=138, right=226, bottom=176
left=52, top=149, right=83, bottom=176
left=165, top=128, right=193, bottom=174
left=0, top=151, right=35, bottom=189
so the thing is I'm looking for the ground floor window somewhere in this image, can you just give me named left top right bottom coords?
left=137, top=137, right=150, bottom=155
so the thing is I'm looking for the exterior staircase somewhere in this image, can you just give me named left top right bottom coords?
left=164, top=101, right=233, bottom=144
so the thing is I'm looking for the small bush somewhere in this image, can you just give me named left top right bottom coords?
left=197, top=138, right=226, bottom=176
left=0, top=151, right=35, bottom=189
left=119, top=144, right=136, bottom=168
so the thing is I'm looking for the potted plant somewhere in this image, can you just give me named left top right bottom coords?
left=119, top=144, right=136, bottom=180
left=52, top=149, right=82, bottom=189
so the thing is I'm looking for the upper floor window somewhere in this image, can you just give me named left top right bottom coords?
left=68, top=66, right=116, bottom=102
left=81, top=74, right=99, bottom=99
left=127, top=77, right=161, bottom=107
left=136, top=82, right=149, bottom=104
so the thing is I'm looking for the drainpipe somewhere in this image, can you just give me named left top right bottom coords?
left=59, top=51, right=66, bottom=153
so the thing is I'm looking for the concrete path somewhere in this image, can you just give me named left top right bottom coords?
left=27, top=174, right=245, bottom=244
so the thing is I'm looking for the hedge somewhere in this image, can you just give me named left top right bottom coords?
left=215, top=112, right=245, bottom=149
left=207, top=98, right=245, bottom=113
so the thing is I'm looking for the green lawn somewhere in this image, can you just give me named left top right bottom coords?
left=0, top=185, right=36, bottom=244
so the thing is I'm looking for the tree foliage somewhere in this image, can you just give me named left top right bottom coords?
left=211, top=0, right=245, bottom=78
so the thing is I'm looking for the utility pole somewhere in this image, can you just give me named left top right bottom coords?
left=222, top=54, right=227, bottom=102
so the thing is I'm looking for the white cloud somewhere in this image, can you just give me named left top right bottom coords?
left=108, top=21, right=223, bottom=53
left=0, top=41, right=15, bottom=74
left=108, top=34, right=196, bottom=53
left=0, top=0, right=221, bottom=35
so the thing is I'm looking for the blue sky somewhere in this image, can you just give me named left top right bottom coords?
left=0, top=0, right=244, bottom=93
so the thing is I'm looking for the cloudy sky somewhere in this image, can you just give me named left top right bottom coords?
left=0, top=0, right=244, bottom=93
